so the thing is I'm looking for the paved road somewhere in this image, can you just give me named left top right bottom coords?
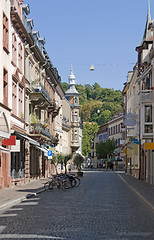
left=0, top=172, right=154, bottom=240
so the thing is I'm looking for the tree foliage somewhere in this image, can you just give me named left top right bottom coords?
left=73, top=153, right=84, bottom=169
left=82, top=122, right=99, bottom=156
left=61, top=82, right=122, bottom=126
left=96, top=138, right=117, bottom=159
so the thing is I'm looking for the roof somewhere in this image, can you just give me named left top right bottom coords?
left=65, top=85, right=79, bottom=95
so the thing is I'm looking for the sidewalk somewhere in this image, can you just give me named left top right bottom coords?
left=0, top=178, right=47, bottom=211
left=118, top=173, right=154, bottom=210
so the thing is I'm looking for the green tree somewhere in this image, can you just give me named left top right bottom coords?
left=97, top=110, right=112, bottom=126
left=73, top=153, right=84, bottom=170
left=82, top=122, right=99, bottom=156
left=96, top=138, right=116, bottom=159
left=80, top=100, right=102, bottom=122
left=76, top=84, right=87, bottom=105
left=60, top=82, right=69, bottom=93
left=52, top=153, right=64, bottom=174
left=63, top=154, right=72, bottom=174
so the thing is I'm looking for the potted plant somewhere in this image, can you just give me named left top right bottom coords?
left=73, top=153, right=84, bottom=177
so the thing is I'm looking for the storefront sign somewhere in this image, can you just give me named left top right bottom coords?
left=3, top=136, right=16, bottom=146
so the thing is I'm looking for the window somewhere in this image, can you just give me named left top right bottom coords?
left=144, top=105, right=153, bottom=134
left=74, top=112, right=78, bottom=122
left=144, top=125, right=153, bottom=134
left=12, top=34, right=17, bottom=64
left=3, top=68, right=8, bottom=106
left=18, top=85, right=23, bottom=118
left=75, top=130, right=78, bottom=141
left=145, top=74, right=150, bottom=90
left=18, top=43, right=23, bottom=72
left=145, top=105, right=152, bottom=122
left=12, top=80, right=17, bottom=114
left=3, top=12, right=9, bottom=53
left=74, top=97, right=78, bottom=104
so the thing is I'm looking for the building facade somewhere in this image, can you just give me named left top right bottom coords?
left=122, top=1, right=154, bottom=183
left=0, top=0, right=12, bottom=189
left=0, top=1, right=72, bottom=189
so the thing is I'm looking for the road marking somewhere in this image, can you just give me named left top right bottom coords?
left=9, top=208, right=23, bottom=211
left=0, top=234, right=65, bottom=239
left=0, top=214, right=17, bottom=217
left=19, top=202, right=38, bottom=206
left=118, top=174, right=154, bottom=211
left=0, top=226, right=6, bottom=234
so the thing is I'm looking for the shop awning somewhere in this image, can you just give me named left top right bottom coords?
left=0, top=111, right=10, bottom=139
left=36, top=146, right=48, bottom=153
left=14, top=131, right=40, bottom=146
left=0, top=146, right=9, bottom=154
left=36, top=146, right=48, bottom=157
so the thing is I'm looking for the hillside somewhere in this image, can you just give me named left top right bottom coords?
left=61, top=82, right=122, bottom=126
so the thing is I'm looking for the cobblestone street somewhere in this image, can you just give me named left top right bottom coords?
left=0, top=172, right=154, bottom=240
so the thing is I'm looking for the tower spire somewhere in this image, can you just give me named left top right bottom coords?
left=143, top=0, right=151, bottom=41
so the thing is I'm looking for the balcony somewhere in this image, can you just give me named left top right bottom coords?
left=30, top=82, right=51, bottom=107
left=30, top=123, right=59, bottom=145
left=71, top=140, right=80, bottom=150
left=30, top=123, right=52, bottom=139
left=139, top=90, right=154, bottom=103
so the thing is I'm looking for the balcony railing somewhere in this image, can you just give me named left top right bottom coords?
left=31, top=82, right=51, bottom=102
left=139, top=90, right=154, bottom=103
left=30, top=123, right=52, bottom=139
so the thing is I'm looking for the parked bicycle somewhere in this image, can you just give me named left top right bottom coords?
left=44, top=173, right=80, bottom=191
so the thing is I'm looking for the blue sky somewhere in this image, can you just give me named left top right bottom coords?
left=23, top=0, right=154, bottom=90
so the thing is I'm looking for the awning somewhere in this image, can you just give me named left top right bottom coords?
left=14, top=131, right=40, bottom=146
left=36, top=146, right=48, bottom=157
left=0, top=146, right=9, bottom=154
left=36, top=146, right=48, bottom=153
left=0, top=111, right=10, bottom=139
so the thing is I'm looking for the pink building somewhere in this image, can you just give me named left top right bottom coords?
left=0, top=0, right=12, bottom=189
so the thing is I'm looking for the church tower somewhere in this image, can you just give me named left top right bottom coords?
left=136, top=0, right=153, bottom=76
left=65, top=66, right=80, bottom=155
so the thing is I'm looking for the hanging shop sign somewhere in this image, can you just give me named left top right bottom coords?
left=145, top=143, right=154, bottom=150
left=3, top=136, right=16, bottom=146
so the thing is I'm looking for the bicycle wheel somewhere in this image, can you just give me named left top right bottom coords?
left=74, top=177, right=80, bottom=187
left=44, top=181, right=53, bottom=191
left=62, top=180, right=71, bottom=190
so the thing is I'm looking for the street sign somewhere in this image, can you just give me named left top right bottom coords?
left=120, top=140, right=125, bottom=145
left=131, top=139, right=138, bottom=142
left=48, top=151, right=52, bottom=156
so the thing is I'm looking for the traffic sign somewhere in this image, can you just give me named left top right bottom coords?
left=48, top=151, right=52, bottom=156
